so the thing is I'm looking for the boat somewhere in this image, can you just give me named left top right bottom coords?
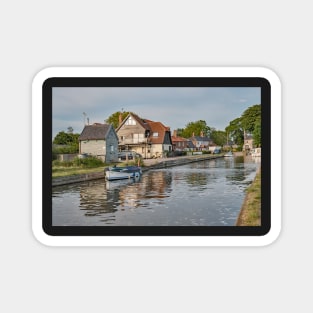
left=105, top=165, right=142, bottom=181
left=224, top=151, right=233, bottom=157
left=106, top=175, right=141, bottom=189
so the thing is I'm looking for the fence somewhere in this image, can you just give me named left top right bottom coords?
left=57, top=154, right=78, bottom=162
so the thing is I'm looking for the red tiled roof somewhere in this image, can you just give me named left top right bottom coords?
left=147, top=121, right=170, bottom=144
left=116, top=113, right=171, bottom=144
left=171, top=136, right=188, bottom=142
left=116, top=113, right=151, bottom=132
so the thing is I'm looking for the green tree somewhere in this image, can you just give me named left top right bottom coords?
left=53, top=131, right=74, bottom=145
left=53, top=130, right=79, bottom=153
left=225, top=117, right=244, bottom=146
left=106, top=111, right=130, bottom=129
left=225, top=104, right=261, bottom=146
left=253, top=118, right=261, bottom=147
left=181, top=120, right=211, bottom=138
left=241, top=104, right=261, bottom=133
left=176, top=128, right=185, bottom=137
left=210, top=129, right=227, bottom=146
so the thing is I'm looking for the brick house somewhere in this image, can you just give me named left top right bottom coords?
left=189, top=131, right=212, bottom=150
left=171, top=130, right=189, bottom=151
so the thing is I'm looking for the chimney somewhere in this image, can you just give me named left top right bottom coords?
left=192, top=132, right=195, bottom=137
left=119, top=112, right=122, bottom=126
left=173, top=130, right=177, bottom=137
left=200, top=131, right=204, bottom=137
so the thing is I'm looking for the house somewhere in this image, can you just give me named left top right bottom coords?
left=171, top=130, right=189, bottom=151
left=189, top=131, right=211, bottom=150
left=78, top=123, right=118, bottom=163
left=243, top=134, right=254, bottom=151
left=116, top=113, right=172, bottom=158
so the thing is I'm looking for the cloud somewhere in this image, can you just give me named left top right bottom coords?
left=52, top=87, right=261, bottom=137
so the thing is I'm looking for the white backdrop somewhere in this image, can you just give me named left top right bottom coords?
left=1, top=1, right=309, bottom=312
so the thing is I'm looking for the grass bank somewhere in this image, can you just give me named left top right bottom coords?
left=236, top=168, right=261, bottom=226
left=52, top=166, right=105, bottom=178
left=52, top=159, right=142, bottom=178
left=52, top=154, right=222, bottom=181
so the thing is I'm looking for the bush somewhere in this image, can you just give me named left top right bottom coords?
left=72, top=156, right=104, bottom=168
left=52, top=160, right=75, bottom=167
left=202, top=150, right=210, bottom=154
left=167, top=151, right=188, bottom=157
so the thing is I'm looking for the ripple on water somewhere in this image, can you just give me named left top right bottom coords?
left=52, top=158, right=260, bottom=226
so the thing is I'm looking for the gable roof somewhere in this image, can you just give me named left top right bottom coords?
left=78, top=123, right=112, bottom=141
left=187, top=141, right=196, bottom=149
left=116, top=113, right=151, bottom=132
left=116, top=113, right=171, bottom=145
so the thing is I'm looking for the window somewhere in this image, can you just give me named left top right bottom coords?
left=132, top=133, right=144, bottom=143
left=125, top=116, right=136, bottom=125
left=153, top=132, right=159, bottom=137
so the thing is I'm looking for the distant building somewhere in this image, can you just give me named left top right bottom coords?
left=243, top=134, right=254, bottom=151
left=78, top=123, right=118, bottom=163
left=188, top=131, right=212, bottom=150
left=171, top=130, right=189, bottom=151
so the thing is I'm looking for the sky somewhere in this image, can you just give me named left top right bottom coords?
left=52, top=87, right=261, bottom=138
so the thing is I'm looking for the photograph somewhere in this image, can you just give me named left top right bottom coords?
left=49, top=82, right=266, bottom=233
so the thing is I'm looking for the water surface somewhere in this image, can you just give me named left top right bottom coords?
left=53, top=156, right=259, bottom=226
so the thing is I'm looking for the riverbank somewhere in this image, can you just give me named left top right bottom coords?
left=52, top=153, right=226, bottom=187
left=236, top=168, right=261, bottom=226
left=141, top=154, right=226, bottom=171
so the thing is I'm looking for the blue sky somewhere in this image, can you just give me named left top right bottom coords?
left=52, top=87, right=261, bottom=138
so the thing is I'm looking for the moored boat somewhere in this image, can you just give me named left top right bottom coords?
left=105, top=165, right=142, bottom=181
left=224, top=151, right=233, bottom=157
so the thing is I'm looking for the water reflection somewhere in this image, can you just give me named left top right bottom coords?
left=52, top=156, right=260, bottom=226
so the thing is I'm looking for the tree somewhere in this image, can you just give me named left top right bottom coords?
left=106, top=111, right=130, bottom=129
left=53, top=130, right=80, bottom=153
left=252, top=118, right=261, bottom=147
left=210, top=130, right=227, bottom=146
left=241, top=104, right=261, bottom=133
left=225, top=104, right=261, bottom=146
left=176, top=128, right=185, bottom=137
left=180, top=120, right=211, bottom=138
left=225, top=117, right=244, bottom=146
left=53, top=131, right=74, bottom=145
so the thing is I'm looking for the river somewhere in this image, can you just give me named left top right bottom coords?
left=52, top=156, right=260, bottom=226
